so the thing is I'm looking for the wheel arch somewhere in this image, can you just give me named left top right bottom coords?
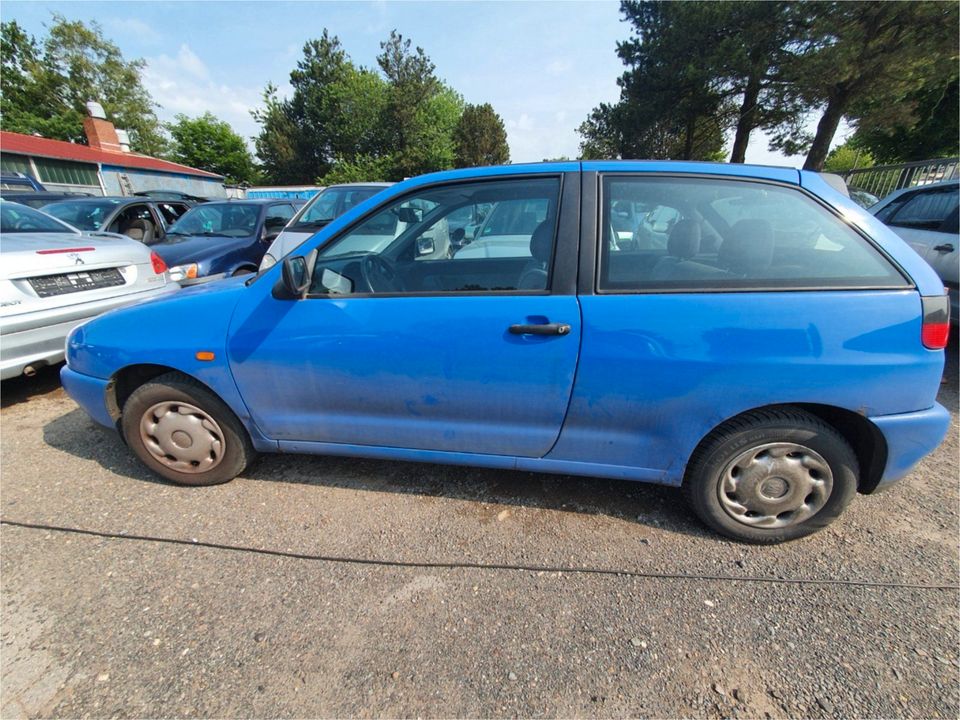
left=108, top=363, right=221, bottom=422
left=683, top=402, right=888, bottom=494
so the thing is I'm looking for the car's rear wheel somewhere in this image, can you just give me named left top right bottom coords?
left=121, top=371, right=255, bottom=486
left=683, top=407, right=858, bottom=544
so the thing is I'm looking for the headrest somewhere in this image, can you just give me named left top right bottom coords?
left=720, top=219, right=774, bottom=275
left=529, top=221, right=553, bottom=263
left=667, top=219, right=701, bottom=259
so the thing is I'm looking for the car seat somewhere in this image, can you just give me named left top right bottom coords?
left=517, top=221, right=554, bottom=290
left=719, top=219, right=775, bottom=276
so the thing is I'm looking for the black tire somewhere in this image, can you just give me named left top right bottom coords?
left=683, top=407, right=859, bottom=544
left=121, top=371, right=256, bottom=486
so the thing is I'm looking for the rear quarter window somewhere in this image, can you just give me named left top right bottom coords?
left=598, top=176, right=908, bottom=292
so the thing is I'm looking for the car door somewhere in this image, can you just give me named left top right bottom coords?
left=883, top=186, right=959, bottom=290
left=227, top=173, right=581, bottom=457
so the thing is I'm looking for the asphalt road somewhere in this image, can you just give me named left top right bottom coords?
left=1, top=346, right=957, bottom=718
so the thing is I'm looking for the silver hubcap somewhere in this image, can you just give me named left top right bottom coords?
left=139, top=401, right=225, bottom=474
left=718, top=442, right=832, bottom=528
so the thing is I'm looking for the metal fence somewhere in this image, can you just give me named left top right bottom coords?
left=842, top=158, right=958, bottom=199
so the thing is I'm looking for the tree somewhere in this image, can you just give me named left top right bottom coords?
left=849, top=76, right=959, bottom=163
left=774, top=2, right=960, bottom=171
left=578, top=2, right=731, bottom=162
left=822, top=139, right=874, bottom=173
left=167, top=112, right=257, bottom=183
left=0, top=16, right=166, bottom=155
left=251, top=83, right=302, bottom=184
left=453, top=103, right=510, bottom=167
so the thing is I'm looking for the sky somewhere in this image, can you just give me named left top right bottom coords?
left=4, top=1, right=849, bottom=167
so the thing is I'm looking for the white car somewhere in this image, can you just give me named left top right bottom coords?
left=0, top=200, right=178, bottom=380
left=871, top=179, right=959, bottom=325
left=259, top=183, right=392, bottom=270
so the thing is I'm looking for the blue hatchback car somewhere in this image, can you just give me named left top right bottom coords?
left=61, top=162, right=951, bottom=543
left=153, top=199, right=301, bottom=284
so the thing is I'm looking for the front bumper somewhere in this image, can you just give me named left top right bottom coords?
left=870, top=402, right=952, bottom=491
left=60, top=366, right=115, bottom=429
left=0, top=284, right=178, bottom=381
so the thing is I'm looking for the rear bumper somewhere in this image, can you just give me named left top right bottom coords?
left=870, top=403, right=951, bottom=491
left=60, top=366, right=115, bottom=429
left=0, top=284, right=178, bottom=381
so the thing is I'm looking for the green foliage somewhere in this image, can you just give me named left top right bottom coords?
left=454, top=103, right=510, bottom=168
left=0, top=16, right=166, bottom=155
left=166, top=112, right=257, bottom=183
left=771, top=2, right=959, bottom=170
left=849, top=76, right=959, bottom=163
left=578, top=2, right=731, bottom=161
left=583, top=1, right=958, bottom=170
left=252, top=29, right=497, bottom=184
left=822, top=140, right=874, bottom=173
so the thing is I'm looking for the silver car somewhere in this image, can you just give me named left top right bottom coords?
left=259, top=183, right=392, bottom=270
left=0, top=200, right=178, bottom=380
left=871, top=180, right=959, bottom=325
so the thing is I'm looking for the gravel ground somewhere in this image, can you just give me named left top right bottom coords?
left=1, top=345, right=957, bottom=718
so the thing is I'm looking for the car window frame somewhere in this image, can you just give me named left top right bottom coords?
left=298, top=172, right=579, bottom=300
left=593, top=172, right=913, bottom=295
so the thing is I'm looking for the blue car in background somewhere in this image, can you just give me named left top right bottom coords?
left=61, top=161, right=950, bottom=543
left=153, top=199, right=302, bottom=283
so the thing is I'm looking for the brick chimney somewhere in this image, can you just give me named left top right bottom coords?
left=82, top=101, right=123, bottom=153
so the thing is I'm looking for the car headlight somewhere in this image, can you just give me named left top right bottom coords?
left=260, top=253, right=277, bottom=270
left=168, top=263, right=199, bottom=282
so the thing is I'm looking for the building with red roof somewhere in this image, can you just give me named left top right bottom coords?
left=0, top=106, right=227, bottom=198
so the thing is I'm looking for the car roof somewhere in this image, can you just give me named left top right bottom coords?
left=326, top=182, right=393, bottom=189
left=43, top=196, right=159, bottom=205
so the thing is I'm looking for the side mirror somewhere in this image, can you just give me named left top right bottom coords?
left=416, top=236, right=436, bottom=257
left=272, top=255, right=310, bottom=299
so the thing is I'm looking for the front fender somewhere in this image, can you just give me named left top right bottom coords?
left=65, top=278, right=261, bottom=436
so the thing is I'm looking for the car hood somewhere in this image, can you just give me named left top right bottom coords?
left=0, top=231, right=151, bottom=279
left=152, top=233, right=254, bottom=266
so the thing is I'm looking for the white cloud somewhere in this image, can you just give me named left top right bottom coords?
left=546, top=59, right=572, bottom=76
left=142, top=44, right=262, bottom=146
left=104, top=18, right=161, bottom=46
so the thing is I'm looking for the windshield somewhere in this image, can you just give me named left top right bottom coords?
left=1, top=202, right=77, bottom=234
left=44, top=200, right=121, bottom=231
left=291, top=186, right=384, bottom=229
left=168, top=203, right=261, bottom=238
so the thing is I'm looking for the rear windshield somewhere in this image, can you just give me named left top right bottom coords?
left=0, top=203, right=76, bottom=234
left=291, top=186, right=385, bottom=229
left=167, top=204, right=261, bottom=238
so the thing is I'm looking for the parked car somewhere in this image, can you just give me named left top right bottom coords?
left=0, top=200, right=176, bottom=380
left=847, top=186, right=879, bottom=209
left=259, top=183, right=392, bottom=269
left=0, top=190, right=96, bottom=208
left=61, top=161, right=950, bottom=544
left=870, top=179, right=958, bottom=325
left=152, top=199, right=303, bottom=283
left=133, top=190, right=211, bottom=203
left=0, top=172, right=45, bottom=193
left=41, top=196, right=194, bottom=245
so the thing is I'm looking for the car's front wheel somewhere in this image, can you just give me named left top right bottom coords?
left=683, top=407, right=859, bottom=544
left=121, top=371, right=255, bottom=486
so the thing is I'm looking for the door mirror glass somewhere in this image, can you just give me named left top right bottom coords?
left=274, top=255, right=310, bottom=299
left=416, top=236, right=436, bottom=256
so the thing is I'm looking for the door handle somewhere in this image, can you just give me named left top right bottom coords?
left=933, top=243, right=955, bottom=253
left=509, top=322, right=571, bottom=336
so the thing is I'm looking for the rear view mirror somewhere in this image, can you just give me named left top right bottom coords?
left=396, top=207, right=422, bottom=224
left=273, top=255, right=310, bottom=299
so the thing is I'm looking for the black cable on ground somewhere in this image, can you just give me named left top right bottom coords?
left=2, top=518, right=957, bottom=591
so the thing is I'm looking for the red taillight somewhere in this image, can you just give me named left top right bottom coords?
left=922, top=322, right=950, bottom=350
left=921, top=294, right=950, bottom=350
left=150, top=251, right=167, bottom=275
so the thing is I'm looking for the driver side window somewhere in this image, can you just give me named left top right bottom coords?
left=309, top=177, right=561, bottom=296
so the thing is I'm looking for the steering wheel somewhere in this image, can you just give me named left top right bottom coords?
left=360, top=254, right=405, bottom=293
